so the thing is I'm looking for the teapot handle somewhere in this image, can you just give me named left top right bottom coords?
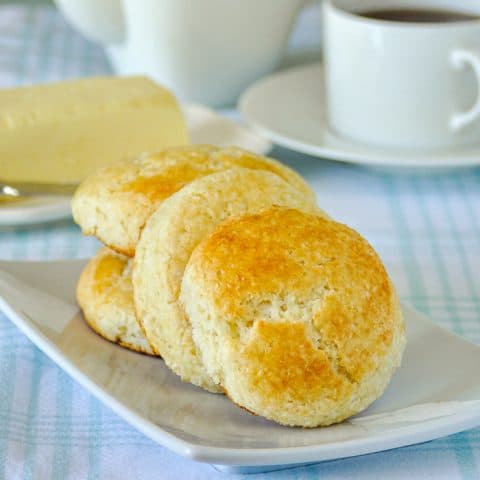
left=54, top=0, right=125, bottom=45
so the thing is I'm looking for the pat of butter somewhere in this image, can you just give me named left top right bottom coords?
left=0, top=76, right=188, bottom=184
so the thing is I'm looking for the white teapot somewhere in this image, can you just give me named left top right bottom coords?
left=54, top=0, right=309, bottom=106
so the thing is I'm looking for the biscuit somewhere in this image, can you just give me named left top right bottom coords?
left=133, top=168, right=322, bottom=392
left=181, top=207, right=406, bottom=426
left=72, top=145, right=315, bottom=256
left=77, top=247, right=155, bottom=355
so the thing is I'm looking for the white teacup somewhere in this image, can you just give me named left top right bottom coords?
left=323, top=0, right=480, bottom=150
left=54, top=0, right=307, bottom=107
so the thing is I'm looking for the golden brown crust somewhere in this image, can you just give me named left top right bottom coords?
left=72, top=145, right=316, bottom=256
left=77, top=247, right=156, bottom=355
left=191, top=207, right=397, bottom=381
left=242, top=321, right=352, bottom=405
left=182, top=207, right=406, bottom=426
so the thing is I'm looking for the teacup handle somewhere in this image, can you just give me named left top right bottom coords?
left=450, top=49, right=480, bottom=131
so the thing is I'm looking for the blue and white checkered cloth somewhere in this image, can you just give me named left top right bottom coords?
left=0, top=4, right=479, bottom=479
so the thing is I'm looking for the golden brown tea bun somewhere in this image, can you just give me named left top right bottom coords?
left=181, top=207, right=406, bottom=426
left=133, top=168, right=322, bottom=393
left=77, top=247, right=155, bottom=355
left=72, top=145, right=315, bottom=256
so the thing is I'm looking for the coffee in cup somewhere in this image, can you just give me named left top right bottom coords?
left=359, top=8, right=479, bottom=23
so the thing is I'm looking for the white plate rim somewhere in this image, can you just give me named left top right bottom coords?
left=239, top=63, right=480, bottom=170
left=0, top=197, right=72, bottom=227
left=1, top=259, right=479, bottom=467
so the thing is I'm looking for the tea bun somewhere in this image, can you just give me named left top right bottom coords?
left=181, top=207, right=406, bottom=426
left=133, top=168, right=322, bottom=393
left=77, top=247, right=155, bottom=355
left=72, top=145, right=315, bottom=256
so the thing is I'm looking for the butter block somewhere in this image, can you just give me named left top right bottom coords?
left=0, top=76, right=188, bottom=184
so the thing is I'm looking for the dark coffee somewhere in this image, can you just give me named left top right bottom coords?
left=359, top=8, right=479, bottom=23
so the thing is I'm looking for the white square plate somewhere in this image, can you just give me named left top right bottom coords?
left=0, top=259, right=479, bottom=474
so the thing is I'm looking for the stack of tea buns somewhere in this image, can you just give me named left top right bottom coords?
left=73, top=145, right=406, bottom=427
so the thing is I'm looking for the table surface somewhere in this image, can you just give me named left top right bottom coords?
left=0, top=4, right=479, bottom=480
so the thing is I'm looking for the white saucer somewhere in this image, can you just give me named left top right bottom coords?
left=0, top=104, right=272, bottom=227
left=239, top=63, right=480, bottom=171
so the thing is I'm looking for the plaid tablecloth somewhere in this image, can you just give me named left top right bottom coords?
left=0, top=4, right=479, bottom=479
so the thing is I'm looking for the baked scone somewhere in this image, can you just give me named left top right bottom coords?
left=77, top=247, right=155, bottom=355
left=72, top=145, right=315, bottom=256
left=181, top=207, right=406, bottom=426
left=133, top=168, right=322, bottom=393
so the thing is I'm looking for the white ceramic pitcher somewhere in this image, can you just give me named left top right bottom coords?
left=54, top=0, right=308, bottom=106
